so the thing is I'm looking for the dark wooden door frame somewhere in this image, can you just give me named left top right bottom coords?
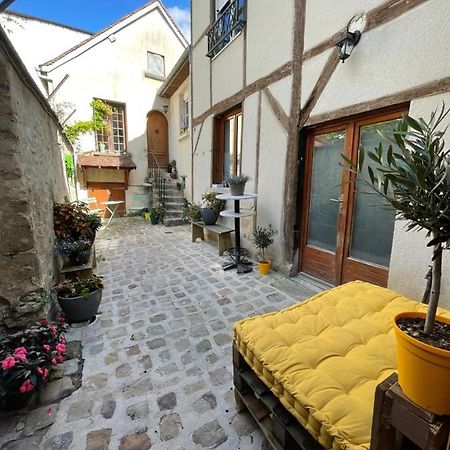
left=298, top=103, right=409, bottom=286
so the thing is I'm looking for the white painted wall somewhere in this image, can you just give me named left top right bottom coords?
left=45, top=6, right=186, bottom=209
left=192, top=39, right=211, bottom=117
left=0, top=12, right=90, bottom=92
left=388, top=93, right=450, bottom=310
left=167, top=78, right=192, bottom=201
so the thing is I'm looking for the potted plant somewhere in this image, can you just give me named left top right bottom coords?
left=54, top=275, right=104, bottom=323
left=0, top=318, right=67, bottom=411
left=246, top=225, right=277, bottom=275
left=169, top=160, right=178, bottom=179
left=149, top=207, right=160, bottom=225
left=56, top=238, right=92, bottom=266
left=183, top=201, right=202, bottom=223
left=226, top=174, right=250, bottom=196
left=345, top=105, right=450, bottom=414
left=157, top=205, right=166, bottom=223
left=200, top=191, right=226, bottom=225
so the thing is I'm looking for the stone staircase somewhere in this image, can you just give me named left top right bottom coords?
left=162, top=176, right=186, bottom=227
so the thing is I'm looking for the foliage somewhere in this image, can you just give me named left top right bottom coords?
left=54, top=275, right=104, bottom=299
left=176, top=182, right=183, bottom=191
left=201, top=191, right=226, bottom=214
left=55, top=238, right=92, bottom=266
left=226, top=174, right=250, bottom=185
left=0, top=319, right=67, bottom=410
left=64, top=154, right=74, bottom=180
left=167, top=160, right=177, bottom=174
left=63, top=99, right=112, bottom=144
left=183, top=200, right=202, bottom=223
left=343, top=105, right=450, bottom=334
left=156, top=205, right=166, bottom=222
left=246, top=225, right=277, bottom=261
left=150, top=207, right=160, bottom=222
left=53, top=202, right=100, bottom=242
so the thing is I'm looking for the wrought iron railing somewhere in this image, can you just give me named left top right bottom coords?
left=207, top=0, right=246, bottom=58
left=148, top=152, right=166, bottom=207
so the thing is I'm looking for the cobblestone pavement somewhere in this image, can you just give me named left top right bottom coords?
left=1, top=218, right=322, bottom=450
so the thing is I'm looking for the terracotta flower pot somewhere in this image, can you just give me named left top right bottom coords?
left=58, top=289, right=102, bottom=323
left=394, top=311, right=450, bottom=415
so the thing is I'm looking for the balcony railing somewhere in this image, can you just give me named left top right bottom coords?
left=207, top=0, right=246, bottom=58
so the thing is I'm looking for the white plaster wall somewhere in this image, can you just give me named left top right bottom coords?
left=310, top=0, right=450, bottom=118
left=303, top=0, right=385, bottom=52
left=388, top=93, right=450, bottom=310
left=211, top=33, right=244, bottom=104
left=241, top=93, right=259, bottom=194
left=49, top=7, right=185, bottom=210
left=192, top=39, right=211, bottom=117
left=191, top=0, right=211, bottom=44
left=246, top=0, right=294, bottom=84
left=300, top=49, right=331, bottom=109
left=168, top=78, right=192, bottom=202
left=0, top=13, right=90, bottom=92
left=267, top=75, right=293, bottom=116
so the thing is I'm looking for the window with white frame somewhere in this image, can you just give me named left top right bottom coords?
left=179, top=93, right=189, bottom=135
left=146, top=51, right=165, bottom=79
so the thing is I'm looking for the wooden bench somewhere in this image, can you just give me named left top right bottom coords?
left=192, top=222, right=234, bottom=256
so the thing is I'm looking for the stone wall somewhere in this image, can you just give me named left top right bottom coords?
left=0, top=32, right=69, bottom=334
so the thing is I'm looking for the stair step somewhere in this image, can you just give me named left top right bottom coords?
left=163, top=217, right=187, bottom=227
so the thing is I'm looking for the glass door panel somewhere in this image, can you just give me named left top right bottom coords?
left=307, top=130, right=346, bottom=252
left=349, top=120, right=399, bottom=267
left=223, top=116, right=236, bottom=179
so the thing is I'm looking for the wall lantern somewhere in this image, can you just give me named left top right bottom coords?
left=336, top=14, right=367, bottom=63
left=163, top=103, right=169, bottom=114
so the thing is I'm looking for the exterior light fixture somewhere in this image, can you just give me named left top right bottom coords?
left=163, top=104, right=169, bottom=114
left=336, top=13, right=367, bottom=63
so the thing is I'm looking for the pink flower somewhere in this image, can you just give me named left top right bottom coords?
left=43, top=344, right=51, bottom=352
left=57, top=317, right=65, bottom=324
left=19, top=379, right=34, bottom=394
left=56, top=354, right=63, bottom=363
left=39, top=319, right=49, bottom=326
left=37, top=367, right=49, bottom=380
left=13, top=348, right=27, bottom=362
left=56, top=343, right=66, bottom=353
left=2, top=356, right=16, bottom=370
left=47, top=407, right=53, bottom=415
left=51, top=358, right=57, bottom=365
left=50, top=326, right=57, bottom=335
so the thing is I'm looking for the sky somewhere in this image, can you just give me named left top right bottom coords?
left=7, top=0, right=191, bottom=39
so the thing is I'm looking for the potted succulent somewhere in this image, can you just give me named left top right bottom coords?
left=246, top=225, right=277, bottom=275
left=149, top=207, right=160, bottom=225
left=56, top=238, right=92, bottom=266
left=226, top=174, right=250, bottom=196
left=0, top=318, right=67, bottom=411
left=55, top=275, right=104, bottom=323
left=345, top=105, right=450, bottom=414
left=200, top=191, right=226, bottom=225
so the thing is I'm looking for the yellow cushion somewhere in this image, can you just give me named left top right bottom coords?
left=234, top=281, right=450, bottom=450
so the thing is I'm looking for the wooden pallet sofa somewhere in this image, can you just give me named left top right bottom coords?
left=233, top=281, right=450, bottom=450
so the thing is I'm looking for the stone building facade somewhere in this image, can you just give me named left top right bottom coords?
left=0, top=28, right=70, bottom=334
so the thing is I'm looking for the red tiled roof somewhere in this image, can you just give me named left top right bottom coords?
left=78, top=154, right=136, bottom=170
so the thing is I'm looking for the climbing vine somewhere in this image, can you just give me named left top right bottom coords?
left=64, top=153, right=74, bottom=180
left=63, top=99, right=112, bottom=144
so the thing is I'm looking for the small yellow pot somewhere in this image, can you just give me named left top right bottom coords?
left=144, top=212, right=150, bottom=221
left=258, top=260, right=270, bottom=275
left=394, top=311, right=450, bottom=415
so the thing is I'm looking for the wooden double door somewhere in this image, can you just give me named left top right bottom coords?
left=300, top=108, right=407, bottom=287
left=87, top=183, right=126, bottom=217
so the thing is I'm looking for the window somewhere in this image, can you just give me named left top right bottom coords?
left=95, top=100, right=127, bottom=153
left=213, top=106, right=242, bottom=183
left=146, top=51, right=165, bottom=80
left=179, top=94, right=189, bottom=134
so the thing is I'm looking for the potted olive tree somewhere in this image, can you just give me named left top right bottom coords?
left=247, top=225, right=277, bottom=275
left=226, top=174, right=250, bottom=196
left=200, top=191, right=226, bottom=225
left=345, top=105, right=450, bottom=414
left=55, top=275, right=104, bottom=323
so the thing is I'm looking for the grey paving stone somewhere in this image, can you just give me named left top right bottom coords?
left=39, top=377, right=74, bottom=405
left=118, top=432, right=151, bottom=450
left=192, top=420, right=228, bottom=448
left=85, top=429, right=112, bottom=450
left=213, top=333, right=232, bottom=346
left=139, top=355, right=153, bottom=371
left=193, top=392, right=217, bottom=414
left=62, top=359, right=78, bottom=377
left=126, top=401, right=149, bottom=420
left=122, top=377, right=153, bottom=399
left=196, top=339, right=212, bottom=353
left=116, top=363, right=132, bottom=378
left=42, top=431, right=73, bottom=450
left=101, top=399, right=116, bottom=419
left=23, top=404, right=59, bottom=436
left=104, top=351, right=118, bottom=365
left=126, top=345, right=141, bottom=356
left=147, top=338, right=166, bottom=349
left=157, top=392, right=177, bottom=411
left=67, top=399, right=93, bottom=422
left=159, top=413, right=182, bottom=441
left=209, top=367, right=231, bottom=386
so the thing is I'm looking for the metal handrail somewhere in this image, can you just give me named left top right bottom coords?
left=207, top=0, right=246, bottom=58
left=148, top=151, right=167, bottom=207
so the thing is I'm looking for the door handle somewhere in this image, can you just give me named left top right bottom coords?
left=330, top=194, right=344, bottom=214
left=329, top=198, right=343, bottom=203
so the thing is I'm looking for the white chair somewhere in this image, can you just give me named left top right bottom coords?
left=80, top=197, right=103, bottom=216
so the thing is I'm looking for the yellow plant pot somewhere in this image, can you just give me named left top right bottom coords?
left=144, top=212, right=150, bottom=221
left=394, top=312, right=450, bottom=415
left=258, top=260, right=270, bottom=275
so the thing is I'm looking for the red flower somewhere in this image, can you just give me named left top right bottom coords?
left=51, top=358, right=57, bottom=365
left=56, top=343, right=66, bottom=353
left=1, top=356, right=16, bottom=370
left=50, top=326, right=57, bottom=335
left=43, top=344, right=51, bottom=352
left=37, top=367, right=49, bottom=380
left=19, top=379, right=34, bottom=394
left=57, top=317, right=65, bottom=324
left=56, top=354, right=64, bottom=363
left=13, top=348, right=27, bottom=362
left=39, top=319, right=49, bottom=326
